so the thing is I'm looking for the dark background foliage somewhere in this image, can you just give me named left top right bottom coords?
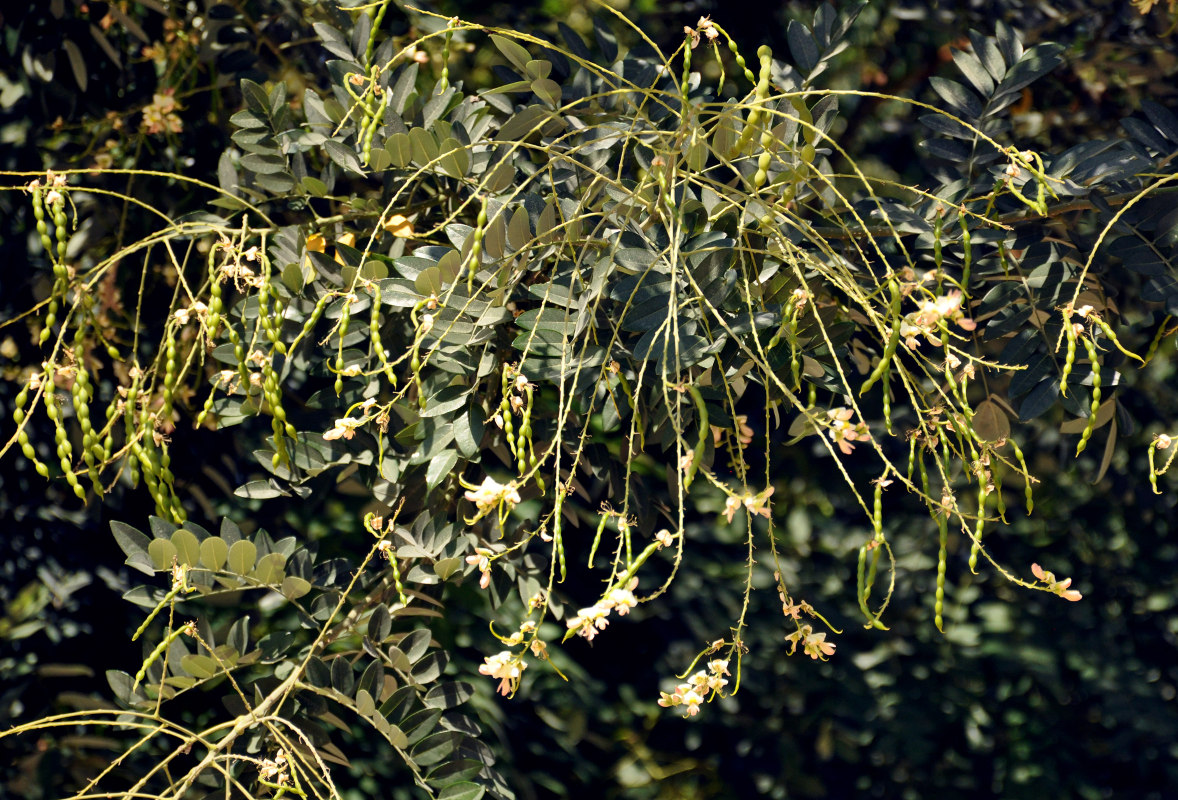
left=3, top=1, right=1178, bottom=798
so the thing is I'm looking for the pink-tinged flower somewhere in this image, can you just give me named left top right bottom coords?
left=713, top=415, right=755, bottom=448
left=802, top=630, right=836, bottom=660
left=784, top=626, right=806, bottom=655
left=655, top=529, right=675, bottom=549
left=827, top=408, right=869, bottom=454
left=900, top=290, right=977, bottom=348
left=466, top=548, right=492, bottom=589
left=1031, top=563, right=1083, bottom=602
left=140, top=89, right=183, bottom=135
left=723, top=495, right=743, bottom=523
left=604, top=578, right=639, bottom=616
left=744, top=486, right=774, bottom=519
left=567, top=603, right=611, bottom=641
left=479, top=651, right=526, bottom=696
left=786, top=624, right=835, bottom=658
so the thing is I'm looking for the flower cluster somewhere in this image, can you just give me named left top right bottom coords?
left=462, top=476, right=522, bottom=519
left=723, top=486, right=774, bottom=523
left=657, top=658, right=730, bottom=717
left=684, top=16, right=719, bottom=49
left=172, top=301, right=207, bottom=325
left=826, top=408, right=870, bottom=455
left=898, top=290, right=977, bottom=349
left=712, top=414, right=754, bottom=449
left=1031, top=563, right=1083, bottom=602
left=140, top=89, right=183, bottom=136
left=479, top=650, right=527, bottom=696
left=565, top=578, right=639, bottom=642
left=258, top=749, right=289, bottom=784
left=784, top=624, right=837, bottom=660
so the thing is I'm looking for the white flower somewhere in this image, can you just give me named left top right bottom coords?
left=604, top=578, right=638, bottom=616
left=567, top=603, right=611, bottom=641
left=323, top=417, right=363, bottom=440
left=462, top=476, right=522, bottom=515
left=479, top=651, right=526, bottom=696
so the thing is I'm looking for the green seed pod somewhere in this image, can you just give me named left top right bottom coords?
left=387, top=545, right=409, bottom=607
left=1143, top=315, right=1173, bottom=366
left=194, top=375, right=221, bottom=429
left=683, top=386, right=709, bottom=490
left=54, top=205, right=70, bottom=265
left=872, top=476, right=885, bottom=537
left=588, top=512, right=609, bottom=569
left=14, top=385, right=29, bottom=424
left=467, top=198, right=489, bottom=291
left=18, top=428, right=51, bottom=478
left=1076, top=337, right=1103, bottom=456
left=1060, top=319, right=1078, bottom=396
left=362, top=93, right=389, bottom=165
left=206, top=246, right=224, bottom=336
left=438, top=23, right=455, bottom=91
left=160, top=335, right=178, bottom=423
left=133, top=623, right=192, bottom=692
left=721, top=28, right=756, bottom=84
left=860, top=280, right=902, bottom=396
left=968, top=481, right=985, bottom=574
left=935, top=510, right=948, bottom=632
left=1093, top=316, right=1144, bottom=364
left=554, top=513, right=566, bottom=582
left=335, top=299, right=352, bottom=396
left=789, top=307, right=801, bottom=391
left=39, top=298, right=58, bottom=345
left=502, top=404, right=516, bottom=453
left=1011, top=439, right=1033, bottom=513
left=730, top=46, right=773, bottom=158
left=959, top=211, right=972, bottom=292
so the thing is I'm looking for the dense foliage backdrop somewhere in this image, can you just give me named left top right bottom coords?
left=3, top=1, right=1178, bottom=799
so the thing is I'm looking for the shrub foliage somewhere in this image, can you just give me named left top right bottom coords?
left=3, top=1, right=1178, bottom=798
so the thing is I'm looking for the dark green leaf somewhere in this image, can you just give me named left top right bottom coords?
left=324, top=139, right=364, bottom=174
left=399, top=629, right=432, bottom=663
left=426, top=450, right=459, bottom=491
left=427, top=760, right=485, bottom=789
left=424, top=681, right=474, bottom=710
left=258, top=631, right=295, bottom=663
left=437, top=783, right=485, bottom=800
left=996, top=43, right=1064, bottom=98
left=410, top=651, right=448, bottom=684
left=411, top=731, right=463, bottom=767
left=369, top=604, right=392, bottom=642
left=306, top=656, right=331, bottom=688
left=402, top=708, right=443, bottom=746
left=331, top=656, right=355, bottom=695
left=787, top=21, right=819, bottom=74
left=930, top=77, right=983, bottom=120
left=234, top=480, right=289, bottom=499
left=1018, top=378, right=1060, bottom=421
